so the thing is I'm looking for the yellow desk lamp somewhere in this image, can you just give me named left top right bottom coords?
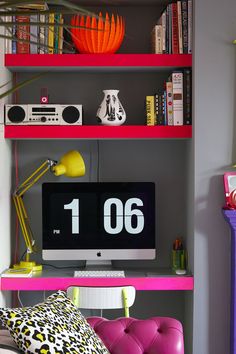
left=13, top=150, right=85, bottom=272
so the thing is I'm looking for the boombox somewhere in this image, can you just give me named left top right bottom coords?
left=5, top=104, right=83, bottom=125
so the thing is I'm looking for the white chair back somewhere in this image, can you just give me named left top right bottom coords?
left=67, top=286, right=136, bottom=317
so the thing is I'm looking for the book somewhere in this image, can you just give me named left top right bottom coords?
left=177, top=1, right=183, bottom=54
left=30, top=14, right=38, bottom=54
left=12, top=15, right=17, bottom=54
left=171, top=2, right=179, bottom=54
left=151, top=25, right=163, bottom=54
left=172, top=71, right=183, bottom=125
left=188, top=0, right=192, bottom=53
left=156, top=93, right=165, bottom=125
left=166, top=81, right=173, bottom=125
left=155, top=94, right=159, bottom=124
left=17, top=2, right=48, bottom=10
left=1, top=268, right=33, bottom=277
left=58, top=16, right=64, bottom=54
left=183, top=69, right=192, bottom=125
left=16, top=14, right=30, bottom=54
left=5, top=14, right=12, bottom=54
left=163, top=91, right=167, bottom=124
left=44, top=14, right=49, bottom=54
left=54, top=13, right=62, bottom=54
left=181, top=0, right=188, bottom=54
left=157, top=10, right=166, bottom=53
left=39, top=13, right=46, bottom=54
left=48, top=13, right=55, bottom=54
left=146, top=96, right=156, bottom=125
left=167, top=4, right=172, bottom=53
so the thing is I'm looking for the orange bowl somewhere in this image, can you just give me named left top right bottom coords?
left=71, top=12, right=125, bottom=54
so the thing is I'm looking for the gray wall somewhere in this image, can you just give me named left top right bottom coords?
left=193, top=0, right=236, bottom=353
left=14, top=139, right=189, bottom=270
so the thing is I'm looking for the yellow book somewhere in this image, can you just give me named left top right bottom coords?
left=1, top=268, right=33, bottom=277
left=58, top=16, right=64, bottom=54
left=146, top=96, right=156, bottom=126
left=48, top=13, right=55, bottom=54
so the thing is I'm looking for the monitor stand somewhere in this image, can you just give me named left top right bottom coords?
left=84, top=260, right=113, bottom=270
left=74, top=261, right=125, bottom=277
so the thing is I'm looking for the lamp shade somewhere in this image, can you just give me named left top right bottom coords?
left=52, top=150, right=85, bottom=177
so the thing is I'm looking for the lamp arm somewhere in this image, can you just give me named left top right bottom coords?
left=13, top=195, right=34, bottom=255
left=16, top=159, right=57, bottom=197
left=13, top=159, right=57, bottom=260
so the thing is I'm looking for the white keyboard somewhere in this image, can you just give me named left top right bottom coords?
left=74, top=270, right=125, bottom=278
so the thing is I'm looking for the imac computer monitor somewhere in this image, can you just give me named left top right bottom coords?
left=42, top=182, right=156, bottom=262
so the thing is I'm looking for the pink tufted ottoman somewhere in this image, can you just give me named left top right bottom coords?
left=87, top=317, right=184, bottom=354
left=0, top=317, right=184, bottom=354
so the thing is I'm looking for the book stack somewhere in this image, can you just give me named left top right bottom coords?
left=5, top=3, right=64, bottom=54
left=151, top=0, right=192, bottom=54
left=145, top=69, right=191, bottom=126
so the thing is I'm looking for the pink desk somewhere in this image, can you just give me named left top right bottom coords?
left=0, top=269, right=194, bottom=291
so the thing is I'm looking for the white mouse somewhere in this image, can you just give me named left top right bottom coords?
left=175, top=269, right=187, bottom=275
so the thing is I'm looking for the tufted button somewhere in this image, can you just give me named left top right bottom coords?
left=124, top=329, right=129, bottom=333
left=157, top=328, right=163, bottom=333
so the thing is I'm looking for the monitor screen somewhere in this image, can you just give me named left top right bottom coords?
left=42, top=182, right=156, bottom=261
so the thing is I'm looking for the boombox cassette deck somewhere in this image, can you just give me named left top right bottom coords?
left=5, top=104, right=83, bottom=125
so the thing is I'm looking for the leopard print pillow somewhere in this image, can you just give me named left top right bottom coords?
left=0, top=290, right=110, bottom=354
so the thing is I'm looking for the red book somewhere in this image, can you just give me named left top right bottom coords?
left=171, top=3, right=179, bottom=54
left=16, top=15, right=30, bottom=54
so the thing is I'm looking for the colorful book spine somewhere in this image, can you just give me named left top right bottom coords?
left=151, top=25, right=163, bottom=54
left=16, top=15, right=30, bottom=54
left=183, top=69, right=192, bottom=125
left=163, top=91, right=167, bottom=124
left=30, top=14, right=38, bottom=54
left=181, top=0, right=188, bottom=54
left=177, top=1, right=183, bottom=54
left=48, top=13, right=55, bottom=54
left=155, top=94, right=159, bottom=124
left=39, top=13, right=46, bottom=53
left=58, top=16, right=64, bottom=54
left=158, top=10, right=166, bottom=53
left=44, top=14, right=49, bottom=54
left=12, top=15, right=17, bottom=54
left=171, top=2, right=179, bottom=54
left=146, top=96, right=156, bottom=126
left=166, top=81, right=173, bottom=125
left=167, top=4, right=172, bottom=54
left=5, top=15, right=12, bottom=54
left=188, top=0, right=192, bottom=54
left=165, top=5, right=169, bottom=53
left=161, top=11, right=166, bottom=54
left=54, top=13, right=61, bottom=54
left=172, top=72, right=183, bottom=125
left=156, top=94, right=165, bottom=125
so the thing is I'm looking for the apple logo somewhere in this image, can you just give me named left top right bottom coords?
left=97, top=252, right=101, bottom=257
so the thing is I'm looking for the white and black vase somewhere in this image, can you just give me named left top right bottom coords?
left=96, top=89, right=126, bottom=126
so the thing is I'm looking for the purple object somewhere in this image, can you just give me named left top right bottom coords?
left=223, top=209, right=236, bottom=354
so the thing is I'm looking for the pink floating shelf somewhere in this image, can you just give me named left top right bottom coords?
left=4, top=125, right=192, bottom=140
left=5, top=54, right=192, bottom=71
left=0, top=276, right=194, bottom=291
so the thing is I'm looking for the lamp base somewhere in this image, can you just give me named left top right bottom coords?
left=13, top=261, right=42, bottom=272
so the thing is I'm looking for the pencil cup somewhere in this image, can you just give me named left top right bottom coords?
left=172, top=250, right=186, bottom=270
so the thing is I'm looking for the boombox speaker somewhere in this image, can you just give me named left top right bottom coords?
left=5, top=104, right=83, bottom=125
